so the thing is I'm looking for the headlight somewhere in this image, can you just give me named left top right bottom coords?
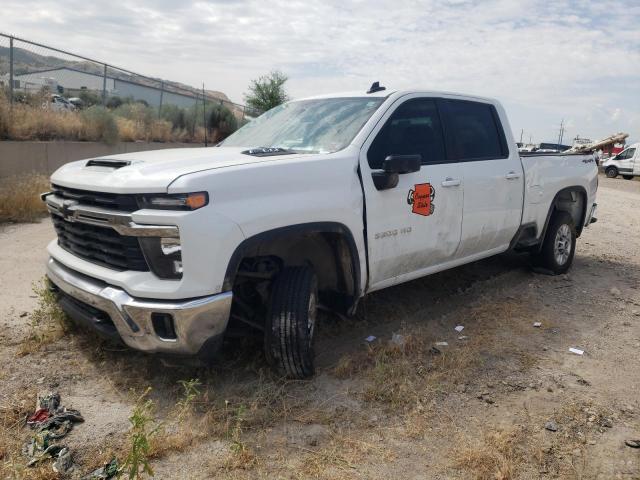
left=139, top=237, right=183, bottom=279
left=137, top=192, right=209, bottom=210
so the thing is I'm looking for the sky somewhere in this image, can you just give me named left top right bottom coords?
left=1, top=0, right=639, bottom=144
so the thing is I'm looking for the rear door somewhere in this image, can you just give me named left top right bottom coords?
left=359, top=95, right=465, bottom=291
left=439, top=99, right=523, bottom=257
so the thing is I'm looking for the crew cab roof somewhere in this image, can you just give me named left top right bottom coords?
left=295, top=89, right=498, bottom=105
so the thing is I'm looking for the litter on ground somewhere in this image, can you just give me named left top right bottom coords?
left=435, top=341, right=449, bottom=346
left=454, top=325, right=464, bottom=332
left=22, top=392, right=84, bottom=474
left=391, top=333, right=406, bottom=346
left=569, top=347, right=584, bottom=355
left=533, top=322, right=542, bottom=328
left=365, top=335, right=376, bottom=342
left=81, top=458, right=119, bottom=479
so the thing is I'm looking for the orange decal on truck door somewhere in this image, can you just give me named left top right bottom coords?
left=407, top=183, right=435, bottom=216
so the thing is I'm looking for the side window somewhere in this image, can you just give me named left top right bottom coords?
left=367, top=98, right=446, bottom=169
left=441, top=100, right=508, bottom=160
left=620, top=148, right=634, bottom=159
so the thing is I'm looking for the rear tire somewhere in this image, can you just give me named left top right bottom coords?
left=265, top=266, right=318, bottom=379
left=532, top=211, right=576, bottom=275
left=623, top=175, right=634, bottom=180
left=605, top=167, right=618, bottom=178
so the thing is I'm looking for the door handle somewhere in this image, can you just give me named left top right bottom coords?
left=441, top=177, right=461, bottom=187
left=505, top=171, right=521, bottom=180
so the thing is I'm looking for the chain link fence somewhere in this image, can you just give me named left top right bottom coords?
left=0, top=33, right=257, bottom=144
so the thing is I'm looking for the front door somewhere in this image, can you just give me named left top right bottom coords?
left=359, top=96, right=464, bottom=292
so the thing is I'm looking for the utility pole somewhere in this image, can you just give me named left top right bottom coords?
left=557, top=119, right=565, bottom=145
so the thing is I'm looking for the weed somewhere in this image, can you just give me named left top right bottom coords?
left=18, top=278, right=72, bottom=356
left=176, top=378, right=202, bottom=421
left=120, top=388, right=159, bottom=480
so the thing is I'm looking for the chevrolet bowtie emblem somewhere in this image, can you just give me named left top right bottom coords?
left=60, top=200, right=79, bottom=220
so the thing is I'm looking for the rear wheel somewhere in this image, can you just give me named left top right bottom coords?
left=605, top=167, right=618, bottom=178
left=265, top=266, right=318, bottom=379
left=532, top=211, right=576, bottom=275
left=623, top=175, right=634, bottom=180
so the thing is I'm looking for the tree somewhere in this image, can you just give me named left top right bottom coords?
left=243, top=71, right=289, bottom=114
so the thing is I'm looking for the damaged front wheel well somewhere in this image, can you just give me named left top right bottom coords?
left=223, top=223, right=361, bottom=329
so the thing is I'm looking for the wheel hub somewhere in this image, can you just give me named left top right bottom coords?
left=553, top=224, right=572, bottom=265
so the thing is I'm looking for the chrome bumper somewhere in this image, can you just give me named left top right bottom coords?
left=46, top=258, right=232, bottom=355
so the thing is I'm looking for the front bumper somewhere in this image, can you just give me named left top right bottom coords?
left=46, top=258, right=232, bottom=356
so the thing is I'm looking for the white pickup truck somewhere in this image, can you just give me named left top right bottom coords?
left=43, top=85, right=598, bottom=378
left=602, top=143, right=639, bottom=179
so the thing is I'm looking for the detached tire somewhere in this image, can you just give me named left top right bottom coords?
left=532, top=211, right=576, bottom=275
left=605, top=167, right=618, bottom=178
left=265, top=266, right=318, bottom=379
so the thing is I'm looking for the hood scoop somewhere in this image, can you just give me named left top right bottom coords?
left=85, top=159, right=132, bottom=169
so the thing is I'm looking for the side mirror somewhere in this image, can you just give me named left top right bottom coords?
left=372, top=154, right=421, bottom=191
left=383, top=154, right=421, bottom=174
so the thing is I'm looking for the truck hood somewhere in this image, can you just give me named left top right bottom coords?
left=50, top=146, right=307, bottom=193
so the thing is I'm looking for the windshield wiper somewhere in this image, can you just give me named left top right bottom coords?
left=241, top=147, right=298, bottom=157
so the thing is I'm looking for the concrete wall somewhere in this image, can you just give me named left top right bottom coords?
left=0, top=141, right=203, bottom=178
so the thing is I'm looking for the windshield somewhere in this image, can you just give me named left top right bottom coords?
left=221, top=97, right=385, bottom=154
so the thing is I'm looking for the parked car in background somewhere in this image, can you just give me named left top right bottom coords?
left=602, top=143, right=639, bottom=179
left=67, top=97, right=84, bottom=109
left=43, top=94, right=75, bottom=112
left=42, top=85, right=598, bottom=379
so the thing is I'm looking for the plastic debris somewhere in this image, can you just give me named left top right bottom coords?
left=625, top=440, right=640, bottom=448
left=365, top=335, right=376, bottom=343
left=533, top=322, right=542, bottom=328
left=458, top=336, right=468, bottom=340
left=545, top=420, right=558, bottom=432
left=454, top=325, right=464, bottom=332
left=53, top=447, right=74, bottom=474
left=22, top=392, right=83, bottom=470
left=81, top=458, right=119, bottom=479
left=391, top=333, right=406, bottom=346
left=435, top=341, right=449, bottom=346
left=569, top=347, right=584, bottom=355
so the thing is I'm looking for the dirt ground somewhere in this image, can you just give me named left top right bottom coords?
left=1, top=175, right=639, bottom=480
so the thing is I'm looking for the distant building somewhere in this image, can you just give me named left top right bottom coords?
left=9, top=66, right=229, bottom=111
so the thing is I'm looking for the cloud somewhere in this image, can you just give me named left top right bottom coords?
left=1, top=0, right=639, bottom=142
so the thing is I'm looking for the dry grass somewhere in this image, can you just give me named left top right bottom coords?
left=454, top=427, right=531, bottom=480
left=0, top=174, right=50, bottom=223
left=17, top=278, right=73, bottom=356
left=333, top=299, right=536, bottom=412
left=0, top=93, right=205, bottom=144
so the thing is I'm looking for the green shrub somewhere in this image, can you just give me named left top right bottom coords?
left=81, top=106, right=119, bottom=145
left=208, top=103, right=238, bottom=140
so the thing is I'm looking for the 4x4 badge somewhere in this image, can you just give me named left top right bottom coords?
left=407, top=183, right=435, bottom=216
